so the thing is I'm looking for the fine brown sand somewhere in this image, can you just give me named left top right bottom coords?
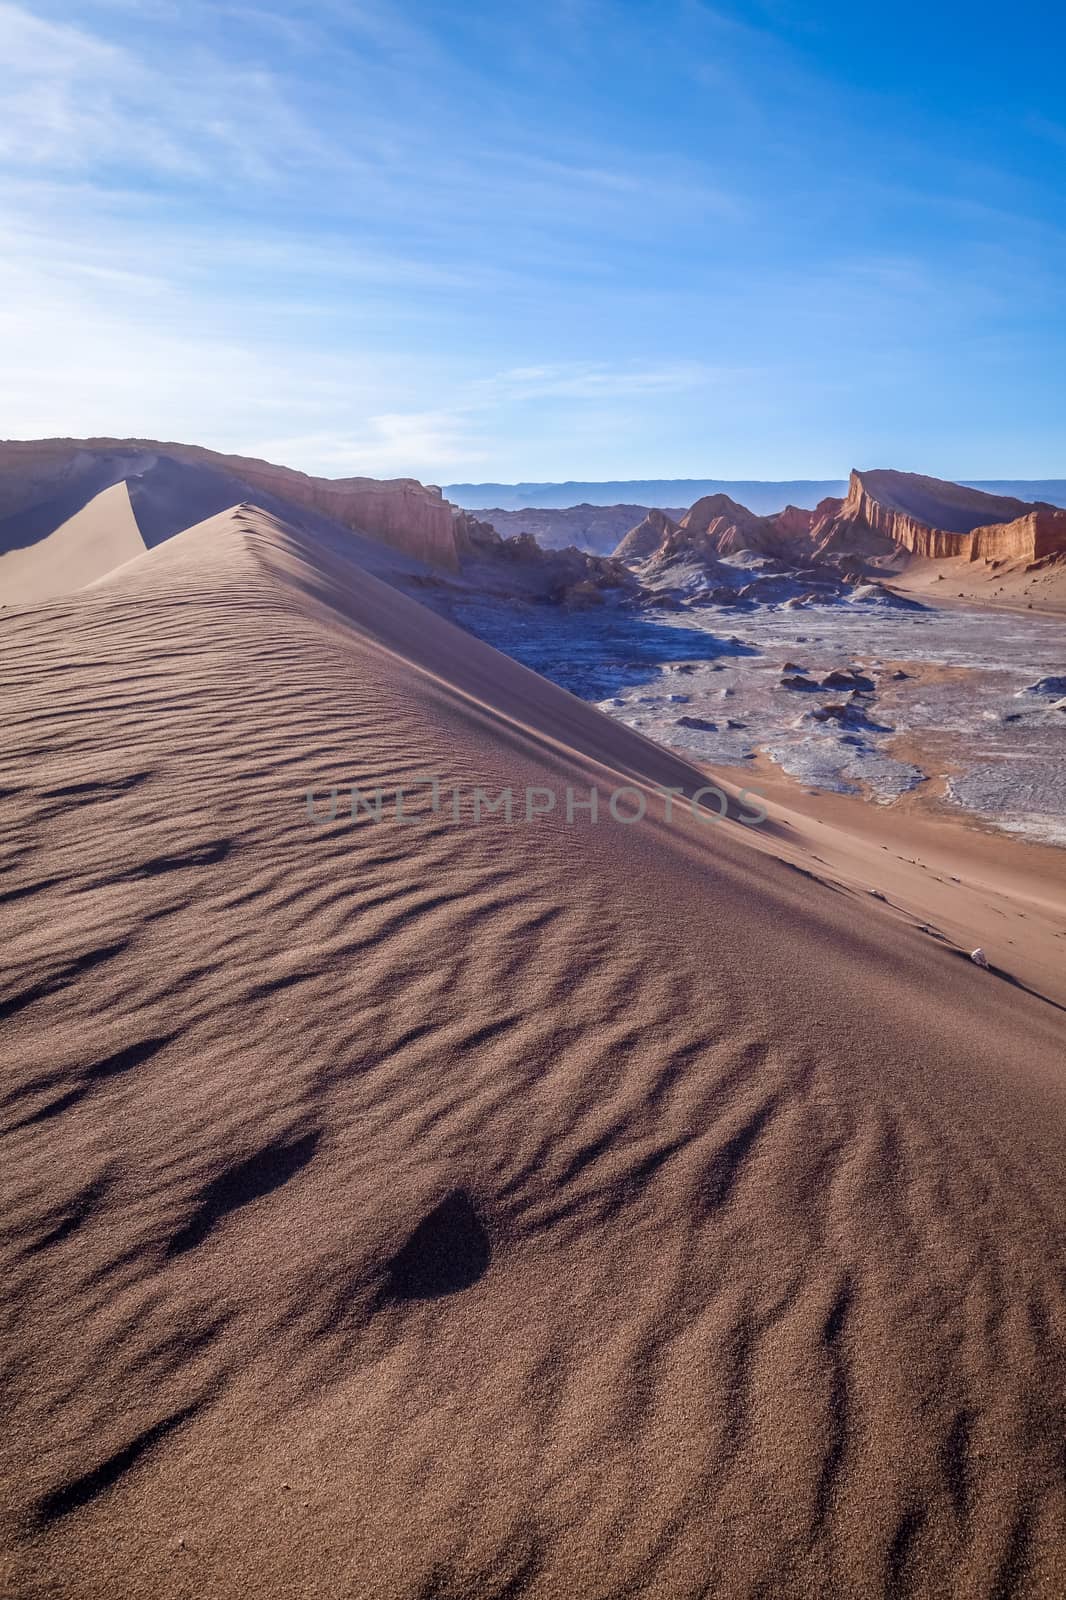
left=736, top=760, right=1066, bottom=1012
left=2, top=505, right=1066, bottom=1599
left=891, top=552, right=1066, bottom=615
left=0, top=482, right=145, bottom=608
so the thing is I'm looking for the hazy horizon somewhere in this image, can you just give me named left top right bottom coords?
left=441, top=474, right=1066, bottom=514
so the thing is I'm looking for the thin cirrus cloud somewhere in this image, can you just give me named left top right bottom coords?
left=252, top=363, right=733, bottom=478
left=481, top=363, right=729, bottom=402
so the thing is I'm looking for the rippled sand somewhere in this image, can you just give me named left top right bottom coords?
left=2, top=506, right=1065, bottom=1598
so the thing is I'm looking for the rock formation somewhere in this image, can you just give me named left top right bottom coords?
left=810, top=469, right=1066, bottom=564
left=963, top=508, right=1066, bottom=563
left=616, top=468, right=1066, bottom=583
left=616, top=493, right=827, bottom=573
left=771, top=504, right=817, bottom=541
left=669, top=493, right=784, bottom=559
left=614, top=508, right=681, bottom=561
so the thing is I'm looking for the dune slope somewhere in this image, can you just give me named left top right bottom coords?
left=0, top=481, right=146, bottom=604
left=2, top=506, right=1065, bottom=1599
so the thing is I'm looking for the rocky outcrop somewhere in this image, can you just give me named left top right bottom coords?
left=0, top=437, right=460, bottom=568
left=630, top=493, right=833, bottom=574
left=614, top=508, right=681, bottom=561
left=610, top=466, right=1066, bottom=602
left=670, top=495, right=838, bottom=562
left=670, top=494, right=782, bottom=558
left=475, top=468, right=1066, bottom=593
left=841, top=468, right=1029, bottom=533
left=770, top=504, right=816, bottom=541
left=482, top=469, right=1066, bottom=594
left=230, top=461, right=458, bottom=568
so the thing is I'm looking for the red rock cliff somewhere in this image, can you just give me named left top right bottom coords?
left=965, top=507, right=1066, bottom=563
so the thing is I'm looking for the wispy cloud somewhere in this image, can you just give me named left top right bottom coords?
left=0, top=0, right=329, bottom=182
left=485, top=362, right=732, bottom=402
left=256, top=413, right=491, bottom=477
left=249, top=362, right=743, bottom=478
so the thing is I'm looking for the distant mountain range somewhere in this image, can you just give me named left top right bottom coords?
left=445, top=478, right=1066, bottom=515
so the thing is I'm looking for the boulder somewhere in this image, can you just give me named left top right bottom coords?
left=822, top=669, right=876, bottom=691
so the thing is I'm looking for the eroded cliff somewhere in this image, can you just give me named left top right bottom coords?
left=810, top=469, right=1066, bottom=564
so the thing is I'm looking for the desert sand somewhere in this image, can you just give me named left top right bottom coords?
left=890, top=555, right=1066, bottom=615
left=739, top=761, right=1066, bottom=1010
left=0, top=481, right=145, bottom=607
left=2, top=503, right=1066, bottom=1599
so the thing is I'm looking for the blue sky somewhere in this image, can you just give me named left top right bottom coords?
left=1, top=0, right=1063, bottom=480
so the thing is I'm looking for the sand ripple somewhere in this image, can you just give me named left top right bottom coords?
left=1, top=507, right=1065, bottom=1597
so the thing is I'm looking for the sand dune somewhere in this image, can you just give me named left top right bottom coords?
left=2, top=504, right=1066, bottom=1598
left=0, top=439, right=459, bottom=586
left=0, top=481, right=145, bottom=605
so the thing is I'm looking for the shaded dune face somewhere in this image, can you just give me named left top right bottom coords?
left=1, top=507, right=1065, bottom=1597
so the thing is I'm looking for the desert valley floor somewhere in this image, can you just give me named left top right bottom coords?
left=2, top=492, right=1066, bottom=1598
